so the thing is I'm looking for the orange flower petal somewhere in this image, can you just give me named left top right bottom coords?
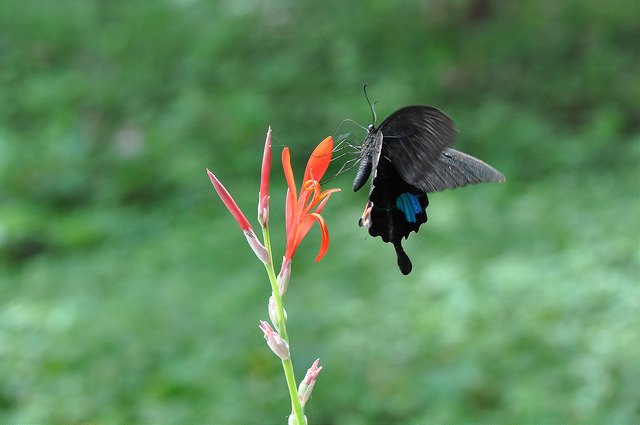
left=301, top=179, right=321, bottom=214
left=282, top=148, right=298, bottom=237
left=303, top=136, right=333, bottom=183
left=308, top=212, right=330, bottom=262
left=292, top=186, right=340, bottom=252
left=282, top=147, right=297, bottom=201
left=287, top=187, right=313, bottom=256
left=313, top=189, right=340, bottom=215
left=306, top=187, right=341, bottom=214
left=296, top=185, right=313, bottom=217
left=319, top=187, right=341, bottom=198
left=294, top=214, right=315, bottom=252
left=285, top=188, right=294, bottom=243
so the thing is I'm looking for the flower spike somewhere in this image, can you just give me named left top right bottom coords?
left=207, top=129, right=335, bottom=423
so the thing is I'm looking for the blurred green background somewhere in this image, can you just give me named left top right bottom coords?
left=1, top=0, right=638, bottom=423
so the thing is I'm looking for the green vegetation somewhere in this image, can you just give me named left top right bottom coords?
left=1, top=0, right=638, bottom=422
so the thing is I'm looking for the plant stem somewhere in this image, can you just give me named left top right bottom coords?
left=262, top=226, right=305, bottom=424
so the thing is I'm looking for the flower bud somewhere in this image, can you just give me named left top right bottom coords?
left=268, top=295, right=287, bottom=331
left=277, top=257, right=292, bottom=296
left=268, top=295, right=278, bottom=330
left=207, top=169, right=270, bottom=265
left=243, top=228, right=270, bottom=265
left=258, top=126, right=272, bottom=228
left=257, top=194, right=269, bottom=228
left=258, top=320, right=290, bottom=360
left=207, top=169, right=252, bottom=231
left=288, top=414, right=307, bottom=425
left=298, top=358, right=322, bottom=407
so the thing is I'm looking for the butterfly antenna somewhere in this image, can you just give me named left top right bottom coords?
left=333, top=118, right=367, bottom=139
left=363, top=84, right=377, bottom=126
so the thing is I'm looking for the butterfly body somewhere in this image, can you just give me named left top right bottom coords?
left=353, top=105, right=505, bottom=275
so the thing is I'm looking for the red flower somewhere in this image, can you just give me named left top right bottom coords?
left=282, top=136, right=340, bottom=262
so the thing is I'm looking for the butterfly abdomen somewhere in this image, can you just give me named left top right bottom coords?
left=353, top=131, right=384, bottom=193
left=353, top=154, right=372, bottom=192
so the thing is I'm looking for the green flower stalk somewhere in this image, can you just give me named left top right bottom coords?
left=206, top=127, right=339, bottom=424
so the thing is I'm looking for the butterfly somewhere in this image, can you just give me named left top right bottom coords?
left=352, top=105, right=505, bottom=275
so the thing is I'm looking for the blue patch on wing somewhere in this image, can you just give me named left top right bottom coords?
left=395, top=192, right=422, bottom=223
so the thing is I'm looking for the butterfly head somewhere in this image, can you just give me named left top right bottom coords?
left=367, top=124, right=375, bottom=134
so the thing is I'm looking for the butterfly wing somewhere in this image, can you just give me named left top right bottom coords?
left=357, top=105, right=505, bottom=275
left=378, top=105, right=456, bottom=187
left=363, top=155, right=429, bottom=275
left=417, top=148, right=506, bottom=193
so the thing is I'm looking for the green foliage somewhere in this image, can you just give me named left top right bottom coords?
left=0, top=0, right=638, bottom=422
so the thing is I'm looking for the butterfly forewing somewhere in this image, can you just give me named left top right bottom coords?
left=378, top=106, right=456, bottom=188
left=415, top=148, right=506, bottom=193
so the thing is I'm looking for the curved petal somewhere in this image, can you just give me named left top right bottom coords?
left=285, top=188, right=294, bottom=247
left=301, top=179, right=322, bottom=214
left=282, top=148, right=298, bottom=239
left=292, top=211, right=330, bottom=262
left=308, top=212, right=330, bottom=262
left=313, top=188, right=341, bottom=214
left=292, top=187, right=340, bottom=256
left=282, top=147, right=297, bottom=201
left=303, top=136, right=333, bottom=183
left=318, top=187, right=341, bottom=199
left=296, top=185, right=313, bottom=218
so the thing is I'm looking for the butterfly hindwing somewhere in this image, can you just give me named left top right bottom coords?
left=367, top=156, right=429, bottom=275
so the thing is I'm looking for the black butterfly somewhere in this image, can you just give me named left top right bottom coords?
left=353, top=105, right=505, bottom=275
